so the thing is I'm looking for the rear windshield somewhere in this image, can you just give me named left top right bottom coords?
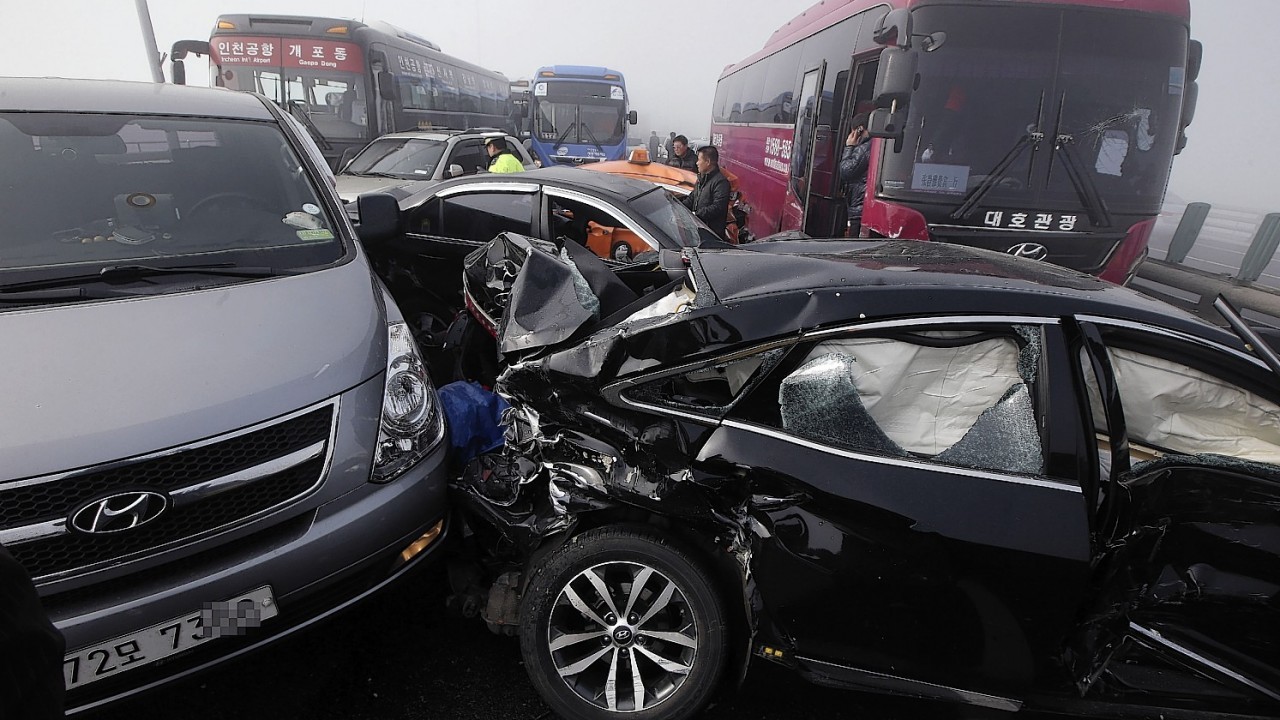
left=0, top=112, right=347, bottom=283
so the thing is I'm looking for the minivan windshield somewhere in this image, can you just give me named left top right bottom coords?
left=0, top=113, right=347, bottom=292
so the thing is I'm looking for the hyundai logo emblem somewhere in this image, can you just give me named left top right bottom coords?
left=1006, top=242, right=1050, bottom=261
left=69, top=492, right=168, bottom=534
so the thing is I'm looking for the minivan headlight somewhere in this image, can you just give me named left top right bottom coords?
left=373, top=322, right=443, bottom=483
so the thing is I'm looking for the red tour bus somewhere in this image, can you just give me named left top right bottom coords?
left=710, top=0, right=1200, bottom=283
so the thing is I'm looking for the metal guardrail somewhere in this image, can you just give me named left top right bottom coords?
left=1133, top=202, right=1280, bottom=327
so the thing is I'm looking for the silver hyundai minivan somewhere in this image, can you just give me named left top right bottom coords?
left=0, top=77, right=448, bottom=712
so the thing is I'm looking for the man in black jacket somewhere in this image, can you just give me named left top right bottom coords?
left=839, top=112, right=872, bottom=237
left=683, top=145, right=731, bottom=240
left=666, top=135, right=698, bottom=172
left=1, top=543, right=65, bottom=719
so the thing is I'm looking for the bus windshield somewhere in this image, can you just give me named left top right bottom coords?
left=533, top=80, right=626, bottom=148
left=222, top=68, right=368, bottom=141
left=880, top=5, right=1189, bottom=218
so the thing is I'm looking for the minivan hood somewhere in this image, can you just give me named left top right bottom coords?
left=0, top=259, right=387, bottom=481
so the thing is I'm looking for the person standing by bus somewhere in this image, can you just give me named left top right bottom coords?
left=667, top=135, right=698, bottom=172
left=683, top=145, right=731, bottom=239
left=485, top=137, right=524, bottom=174
left=647, top=131, right=660, bottom=161
left=664, top=132, right=675, bottom=161
left=839, top=113, right=872, bottom=237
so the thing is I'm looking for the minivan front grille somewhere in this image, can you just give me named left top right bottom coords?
left=0, top=401, right=337, bottom=581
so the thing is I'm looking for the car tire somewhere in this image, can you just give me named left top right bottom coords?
left=610, top=242, right=632, bottom=262
left=519, top=526, right=727, bottom=720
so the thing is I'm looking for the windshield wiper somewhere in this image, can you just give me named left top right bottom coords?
left=949, top=132, right=1040, bottom=221
left=0, top=263, right=284, bottom=293
left=286, top=100, right=333, bottom=153
left=553, top=121, right=579, bottom=151
left=580, top=122, right=605, bottom=155
left=951, top=92, right=1046, bottom=221
left=1051, top=135, right=1113, bottom=229
left=351, top=171, right=404, bottom=179
left=0, top=287, right=122, bottom=303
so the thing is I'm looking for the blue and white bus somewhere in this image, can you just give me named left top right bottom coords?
left=525, top=66, right=638, bottom=166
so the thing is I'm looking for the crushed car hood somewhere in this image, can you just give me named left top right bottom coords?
left=0, top=260, right=386, bottom=481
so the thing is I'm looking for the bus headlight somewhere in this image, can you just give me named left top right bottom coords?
left=372, top=322, right=443, bottom=483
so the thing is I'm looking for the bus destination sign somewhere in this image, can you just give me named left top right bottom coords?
left=212, top=36, right=363, bottom=73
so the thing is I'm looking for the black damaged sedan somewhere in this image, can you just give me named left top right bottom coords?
left=446, top=236, right=1280, bottom=720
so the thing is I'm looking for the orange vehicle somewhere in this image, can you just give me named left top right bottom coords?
left=584, top=147, right=752, bottom=244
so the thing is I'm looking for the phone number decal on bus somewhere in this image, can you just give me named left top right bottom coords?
left=212, top=36, right=363, bottom=72
left=763, top=136, right=792, bottom=173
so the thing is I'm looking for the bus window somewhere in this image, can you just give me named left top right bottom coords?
left=791, top=68, right=822, bottom=196
left=762, top=44, right=802, bottom=125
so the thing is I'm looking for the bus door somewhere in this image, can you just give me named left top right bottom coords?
left=782, top=63, right=825, bottom=233
left=803, top=56, right=880, bottom=237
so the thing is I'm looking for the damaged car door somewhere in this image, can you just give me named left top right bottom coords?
left=1071, top=318, right=1280, bottom=709
left=697, top=319, right=1094, bottom=704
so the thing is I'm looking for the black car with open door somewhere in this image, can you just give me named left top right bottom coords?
left=445, top=236, right=1279, bottom=720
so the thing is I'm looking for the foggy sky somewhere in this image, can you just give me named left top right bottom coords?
left=3, top=0, right=1277, bottom=211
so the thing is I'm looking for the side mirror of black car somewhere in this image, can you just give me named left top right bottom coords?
left=355, top=192, right=401, bottom=245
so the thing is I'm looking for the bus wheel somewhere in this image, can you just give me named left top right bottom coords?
left=610, top=242, right=633, bottom=262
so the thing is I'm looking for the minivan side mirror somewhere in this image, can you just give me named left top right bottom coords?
left=356, top=192, right=401, bottom=244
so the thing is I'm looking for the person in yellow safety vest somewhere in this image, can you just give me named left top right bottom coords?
left=485, top=137, right=524, bottom=173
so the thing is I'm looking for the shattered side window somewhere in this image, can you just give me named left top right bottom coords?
left=624, top=348, right=787, bottom=415
left=772, top=328, right=1046, bottom=475
left=1098, top=343, right=1280, bottom=466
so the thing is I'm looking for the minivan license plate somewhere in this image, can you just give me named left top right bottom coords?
left=63, top=585, right=277, bottom=690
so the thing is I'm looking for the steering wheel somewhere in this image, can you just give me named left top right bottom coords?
left=188, top=192, right=273, bottom=219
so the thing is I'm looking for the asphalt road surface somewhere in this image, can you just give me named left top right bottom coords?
left=83, top=562, right=1036, bottom=720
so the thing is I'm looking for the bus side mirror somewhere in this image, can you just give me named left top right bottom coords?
left=868, top=108, right=907, bottom=149
left=169, top=40, right=209, bottom=86
left=628, top=110, right=639, bottom=125
left=871, top=47, right=918, bottom=111
left=873, top=8, right=913, bottom=48
left=1187, top=39, right=1203, bottom=82
left=1175, top=81, right=1198, bottom=155
left=377, top=71, right=397, bottom=100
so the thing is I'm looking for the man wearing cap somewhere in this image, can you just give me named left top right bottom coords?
left=485, top=137, right=524, bottom=174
